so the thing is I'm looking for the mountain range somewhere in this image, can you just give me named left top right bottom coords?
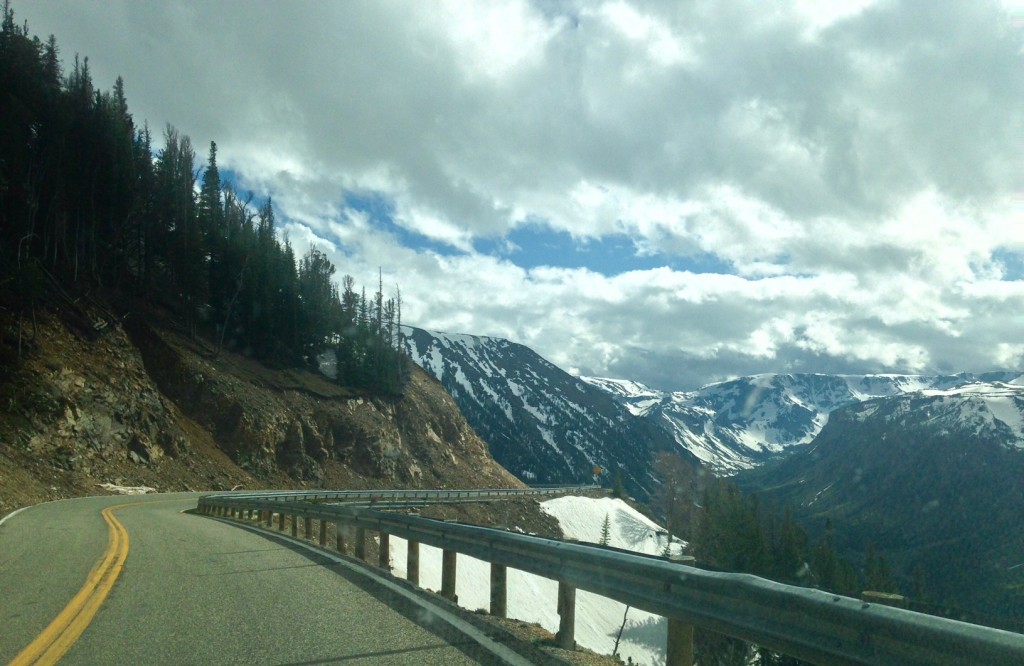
left=402, top=325, right=1024, bottom=623
left=404, top=325, right=1024, bottom=478
left=401, top=326, right=684, bottom=499
left=735, top=382, right=1024, bottom=621
left=583, top=371, right=1024, bottom=472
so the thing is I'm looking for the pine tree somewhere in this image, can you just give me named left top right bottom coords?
left=611, top=471, right=626, bottom=499
left=599, top=513, right=611, bottom=546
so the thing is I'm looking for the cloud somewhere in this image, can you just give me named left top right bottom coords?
left=14, top=0, right=1024, bottom=389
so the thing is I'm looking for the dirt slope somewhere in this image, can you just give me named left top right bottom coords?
left=0, top=307, right=520, bottom=517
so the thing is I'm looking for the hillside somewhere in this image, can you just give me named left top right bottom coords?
left=402, top=326, right=686, bottom=499
left=736, top=384, right=1024, bottom=624
left=0, top=305, right=521, bottom=517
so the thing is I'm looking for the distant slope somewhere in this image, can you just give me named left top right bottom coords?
left=583, top=372, right=1024, bottom=472
left=736, top=382, right=1024, bottom=621
left=402, top=327, right=684, bottom=498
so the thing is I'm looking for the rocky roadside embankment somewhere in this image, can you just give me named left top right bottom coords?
left=0, top=307, right=521, bottom=517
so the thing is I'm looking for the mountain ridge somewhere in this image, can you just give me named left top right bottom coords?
left=735, top=387, right=1024, bottom=620
left=401, top=326, right=686, bottom=498
left=583, top=371, right=1024, bottom=471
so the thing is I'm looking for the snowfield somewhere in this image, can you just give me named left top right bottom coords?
left=387, top=495, right=686, bottom=666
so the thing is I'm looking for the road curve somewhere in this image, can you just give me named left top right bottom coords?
left=0, top=493, right=486, bottom=665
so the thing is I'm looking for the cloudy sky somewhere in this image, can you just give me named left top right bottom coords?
left=16, top=0, right=1024, bottom=390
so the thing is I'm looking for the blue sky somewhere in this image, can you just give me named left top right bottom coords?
left=344, top=189, right=733, bottom=276
left=15, top=0, right=1024, bottom=389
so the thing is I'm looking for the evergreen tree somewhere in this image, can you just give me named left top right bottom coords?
left=0, top=16, right=408, bottom=394
left=865, top=542, right=898, bottom=594
left=611, top=471, right=626, bottom=499
left=599, top=513, right=611, bottom=546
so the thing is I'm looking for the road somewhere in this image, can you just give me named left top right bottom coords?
left=0, top=493, right=492, bottom=665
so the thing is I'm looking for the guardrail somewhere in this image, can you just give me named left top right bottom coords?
left=197, top=492, right=1024, bottom=665
left=220, top=485, right=598, bottom=503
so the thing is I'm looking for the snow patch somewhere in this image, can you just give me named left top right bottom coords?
left=388, top=496, right=685, bottom=666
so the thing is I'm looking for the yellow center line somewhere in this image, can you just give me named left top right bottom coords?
left=8, top=499, right=182, bottom=666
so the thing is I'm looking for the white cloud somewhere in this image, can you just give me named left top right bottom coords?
left=13, top=0, right=1024, bottom=388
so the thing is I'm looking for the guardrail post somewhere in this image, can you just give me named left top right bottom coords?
left=557, top=581, right=576, bottom=650
left=336, top=524, right=346, bottom=554
left=278, top=512, right=285, bottom=530
left=264, top=510, right=272, bottom=527
left=303, top=516, right=312, bottom=539
left=319, top=520, right=327, bottom=547
left=490, top=563, right=507, bottom=618
left=441, top=549, right=458, bottom=602
left=407, top=540, right=420, bottom=586
left=378, top=532, right=390, bottom=571
left=291, top=515, right=298, bottom=537
left=863, top=591, right=908, bottom=609
left=355, top=527, right=366, bottom=560
left=666, top=618, right=694, bottom=666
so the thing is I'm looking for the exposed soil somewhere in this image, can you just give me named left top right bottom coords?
left=0, top=300, right=518, bottom=518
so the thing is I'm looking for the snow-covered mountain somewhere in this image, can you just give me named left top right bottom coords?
left=737, top=383, right=1024, bottom=621
left=401, top=327, right=683, bottom=498
left=583, top=372, right=1024, bottom=472
left=403, top=323, right=1024, bottom=484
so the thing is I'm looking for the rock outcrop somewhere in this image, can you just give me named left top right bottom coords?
left=0, top=310, right=520, bottom=516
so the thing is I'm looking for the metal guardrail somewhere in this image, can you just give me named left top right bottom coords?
left=220, top=485, right=599, bottom=503
left=197, top=491, right=1024, bottom=665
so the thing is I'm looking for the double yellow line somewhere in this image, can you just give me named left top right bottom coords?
left=10, top=503, right=133, bottom=666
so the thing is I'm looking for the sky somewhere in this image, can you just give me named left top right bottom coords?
left=14, top=0, right=1024, bottom=390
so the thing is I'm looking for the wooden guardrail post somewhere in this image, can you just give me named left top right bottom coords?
left=407, top=540, right=420, bottom=586
left=303, top=516, right=312, bottom=539
left=355, top=527, right=366, bottom=560
left=319, top=519, right=327, bottom=547
left=666, top=618, right=694, bottom=666
left=290, top=515, right=298, bottom=537
left=378, top=532, right=390, bottom=571
left=278, top=511, right=285, bottom=530
left=557, top=581, right=576, bottom=650
left=441, top=549, right=458, bottom=602
left=863, top=591, right=908, bottom=609
left=490, top=563, right=507, bottom=618
left=264, top=510, right=272, bottom=527
left=336, top=523, right=346, bottom=553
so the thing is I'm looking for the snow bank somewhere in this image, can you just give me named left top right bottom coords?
left=97, top=482, right=156, bottom=495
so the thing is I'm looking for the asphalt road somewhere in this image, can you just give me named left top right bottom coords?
left=0, top=493, right=488, bottom=665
